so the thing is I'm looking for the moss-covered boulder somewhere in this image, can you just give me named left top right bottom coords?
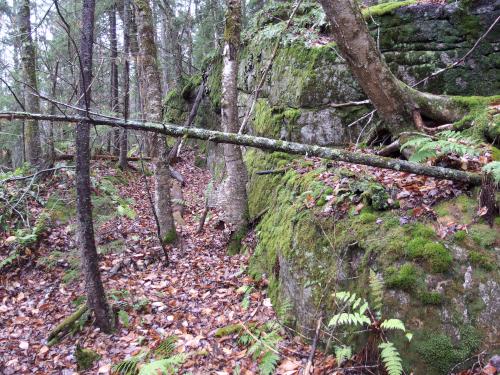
left=245, top=150, right=499, bottom=374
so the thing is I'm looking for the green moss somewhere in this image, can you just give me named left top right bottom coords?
left=452, top=95, right=500, bottom=139
left=405, top=237, right=428, bottom=258
left=227, top=226, right=248, bottom=255
left=386, top=263, right=419, bottom=290
left=423, top=242, right=453, bottom=273
left=469, top=251, right=495, bottom=271
left=469, top=224, right=497, bottom=248
left=75, top=346, right=100, bottom=371
left=453, top=230, right=467, bottom=242
left=419, top=291, right=444, bottom=305
left=416, top=326, right=481, bottom=374
left=214, top=323, right=244, bottom=337
left=162, top=229, right=177, bottom=245
left=411, top=223, right=435, bottom=239
left=358, top=212, right=377, bottom=224
left=362, top=0, right=417, bottom=18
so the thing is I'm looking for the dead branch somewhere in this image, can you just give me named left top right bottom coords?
left=0, top=111, right=483, bottom=185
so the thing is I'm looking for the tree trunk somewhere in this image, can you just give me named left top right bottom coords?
left=219, top=0, right=248, bottom=248
left=120, top=0, right=131, bottom=170
left=76, top=0, right=114, bottom=333
left=18, top=0, right=42, bottom=168
left=159, top=0, right=183, bottom=86
left=109, top=3, right=120, bottom=155
left=317, top=0, right=465, bottom=134
left=134, top=0, right=177, bottom=245
left=1, top=112, right=483, bottom=185
left=47, top=61, right=59, bottom=167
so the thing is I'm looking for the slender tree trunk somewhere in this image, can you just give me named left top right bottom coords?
left=48, top=61, right=59, bottom=167
left=135, top=0, right=177, bottom=244
left=159, top=0, right=183, bottom=86
left=120, top=0, right=131, bottom=170
left=317, top=0, right=465, bottom=134
left=76, top=0, right=113, bottom=333
left=219, top=0, right=248, bottom=250
left=18, top=0, right=42, bottom=168
left=109, top=3, right=120, bottom=155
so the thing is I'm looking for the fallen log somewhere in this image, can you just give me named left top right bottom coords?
left=47, top=304, right=88, bottom=346
left=0, top=112, right=482, bottom=185
left=55, top=154, right=151, bottom=161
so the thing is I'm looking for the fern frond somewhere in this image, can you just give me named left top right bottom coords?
left=112, top=352, right=146, bottom=375
left=334, top=345, right=352, bottom=365
left=483, top=161, right=500, bottom=183
left=369, top=270, right=384, bottom=312
left=154, top=336, right=178, bottom=359
left=379, top=342, right=403, bottom=375
left=138, top=354, right=187, bottom=375
left=380, top=319, right=406, bottom=332
left=259, top=351, right=280, bottom=375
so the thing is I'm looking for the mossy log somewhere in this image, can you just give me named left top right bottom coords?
left=47, top=304, right=88, bottom=346
left=0, top=112, right=482, bottom=185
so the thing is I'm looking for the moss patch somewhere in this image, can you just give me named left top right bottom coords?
left=75, top=346, right=100, bottom=371
left=416, top=326, right=481, bottom=374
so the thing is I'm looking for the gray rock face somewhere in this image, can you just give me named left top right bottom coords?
left=235, top=1, right=499, bottom=146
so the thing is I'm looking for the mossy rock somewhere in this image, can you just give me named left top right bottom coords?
left=245, top=149, right=499, bottom=374
left=75, top=346, right=100, bottom=371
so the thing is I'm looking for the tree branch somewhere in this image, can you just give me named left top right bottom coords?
left=0, top=111, right=482, bottom=185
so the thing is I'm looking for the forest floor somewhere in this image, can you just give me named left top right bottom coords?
left=0, top=151, right=337, bottom=374
left=1, top=150, right=493, bottom=374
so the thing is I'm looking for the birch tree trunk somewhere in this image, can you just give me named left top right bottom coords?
left=119, top=0, right=131, bottom=170
left=135, top=0, right=177, bottom=244
left=318, top=0, right=465, bottom=134
left=76, top=0, right=114, bottom=332
left=219, top=0, right=248, bottom=251
left=18, top=0, right=42, bottom=168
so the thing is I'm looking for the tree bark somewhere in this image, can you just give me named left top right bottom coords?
left=47, top=61, right=59, bottom=168
left=75, top=0, right=114, bottom=333
left=120, top=0, right=131, bottom=170
left=109, top=3, right=120, bottom=155
left=134, top=0, right=177, bottom=245
left=317, top=0, right=465, bottom=134
left=158, top=0, right=183, bottom=87
left=18, top=0, right=42, bottom=168
left=219, top=0, right=248, bottom=244
left=0, top=112, right=483, bottom=186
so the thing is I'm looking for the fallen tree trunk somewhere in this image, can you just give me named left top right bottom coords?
left=47, top=304, right=88, bottom=346
left=0, top=112, right=482, bottom=185
left=55, top=154, right=151, bottom=161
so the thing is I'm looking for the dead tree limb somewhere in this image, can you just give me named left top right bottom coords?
left=0, top=112, right=483, bottom=185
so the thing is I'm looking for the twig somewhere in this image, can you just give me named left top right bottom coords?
left=304, top=316, right=323, bottom=374
left=1, top=165, right=74, bottom=184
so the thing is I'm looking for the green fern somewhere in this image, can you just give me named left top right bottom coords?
left=369, top=270, right=384, bottom=313
left=113, top=336, right=184, bottom=375
left=379, top=342, right=403, bottom=375
left=154, top=336, right=178, bottom=358
left=138, top=354, right=187, bottom=375
left=329, top=292, right=371, bottom=327
left=401, top=131, right=482, bottom=163
left=334, top=345, right=352, bottom=365
left=482, top=161, right=500, bottom=183
left=112, top=352, right=146, bottom=375
left=258, top=351, right=280, bottom=375
left=380, top=319, right=406, bottom=332
left=235, top=323, right=282, bottom=375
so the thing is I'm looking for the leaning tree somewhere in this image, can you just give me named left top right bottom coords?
left=318, top=0, right=469, bottom=135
